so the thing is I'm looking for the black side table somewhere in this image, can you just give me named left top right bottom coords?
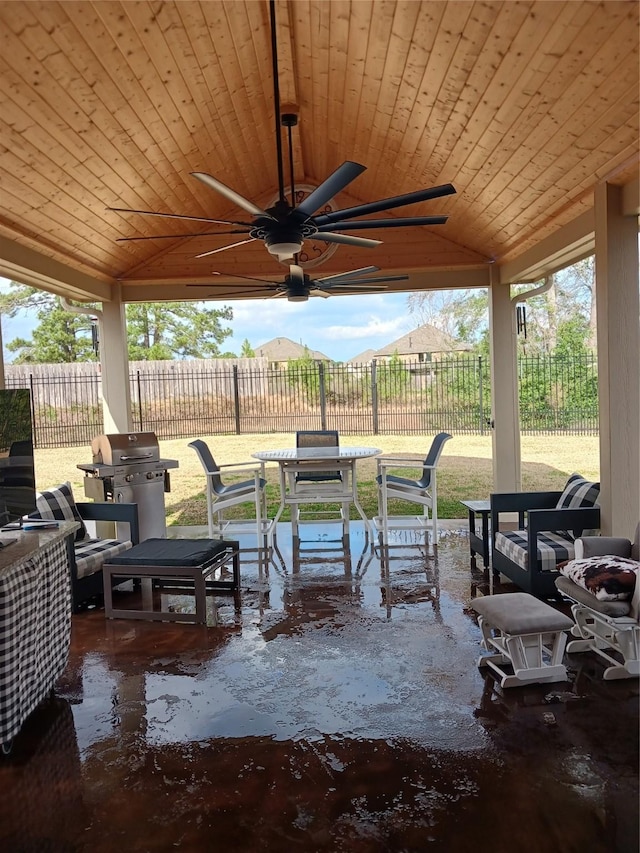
left=460, top=500, right=491, bottom=570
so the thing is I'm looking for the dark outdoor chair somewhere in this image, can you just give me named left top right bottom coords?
left=491, top=473, right=601, bottom=598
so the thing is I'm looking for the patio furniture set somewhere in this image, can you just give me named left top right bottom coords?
left=4, top=432, right=636, bottom=732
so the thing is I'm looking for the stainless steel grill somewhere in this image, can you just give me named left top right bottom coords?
left=78, top=432, right=179, bottom=540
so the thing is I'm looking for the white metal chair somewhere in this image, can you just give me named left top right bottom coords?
left=374, top=432, right=452, bottom=547
left=188, top=439, right=268, bottom=548
left=288, top=430, right=352, bottom=538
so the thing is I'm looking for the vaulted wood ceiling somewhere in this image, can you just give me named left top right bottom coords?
left=0, top=0, right=638, bottom=304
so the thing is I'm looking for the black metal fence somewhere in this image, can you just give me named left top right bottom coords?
left=9, top=354, right=599, bottom=448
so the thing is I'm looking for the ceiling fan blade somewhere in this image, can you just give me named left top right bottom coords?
left=108, top=207, right=252, bottom=226
left=186, top=272, right=277, bottom=286
left=318, top=216, right=448, bottom=232
left=320, top=276, right=408, bottom=289
left=328, top=284, right=389, bottom=291
left=317, top=233, right=382, bottom=248
left=197, top=286, right=275, bottom=298
left=191, top=172, right=273, bottom=219
left=316, top=266, right=380, bottom=285
left=312, top=184, right=456, bottom=225
left=309, top=287, right=332, bottom=298
left=117, top=229, right=250, bottom=242
left=341, top=275, right=408, bottom=285
left=195, top=238, right=255, bottom=258
left=294, top=162, right=367, bottom=219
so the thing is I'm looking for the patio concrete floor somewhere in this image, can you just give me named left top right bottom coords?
left=0, top=521, right=638, bottom=852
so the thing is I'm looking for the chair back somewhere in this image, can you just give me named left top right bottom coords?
left=188, top=439, right=224, bottom=494
left=418, top=432, right=453, bottom=488
left=295, top=430, right=341, bottom=482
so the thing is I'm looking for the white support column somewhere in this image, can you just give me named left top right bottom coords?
left=0, top=316, right=5, bottom=390
left=594, top=182, right=640, bottom=537
left=100, top=285, right=132, bottom=434
left=489, top=271, right=521, bottom=492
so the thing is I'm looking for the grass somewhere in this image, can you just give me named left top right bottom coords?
left=34, top=433, right=600, bottom=527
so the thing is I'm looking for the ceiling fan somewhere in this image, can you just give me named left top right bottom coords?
left=188, top=265, right=409, bottom=302
left=109, top=0, right=455, bottom=264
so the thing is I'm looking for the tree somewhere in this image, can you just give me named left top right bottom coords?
left=0, top=282, right=234, bottom=363
left=126, top=302, right=233, bottom=360
left=240, top=339, right=255, bottom=358
left=407, top=255, right=596, bottom=356
left=0, top=287, right=97, bottom=364
left=407, top=289, right=488, bottom=344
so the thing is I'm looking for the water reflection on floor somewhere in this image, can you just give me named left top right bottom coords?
left=1, top=523, right=638, bottom=853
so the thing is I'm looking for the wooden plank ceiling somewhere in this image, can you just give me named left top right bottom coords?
left=0, top=0, right=637, bottom=303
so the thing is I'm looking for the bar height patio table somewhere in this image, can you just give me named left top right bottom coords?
left=253, top=446, right=380, bottom=540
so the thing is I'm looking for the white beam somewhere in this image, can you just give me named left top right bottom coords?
left=498, top=212, right=595, bottom=284
left=594, top=182, right=640, bottom=537
left=119, top=267, right=492, bottom=303
left=0, top=237, right=113, bottom=302
left=100, top=284, right=132, bottom=433
left=489, top=269, right=521, bottom=492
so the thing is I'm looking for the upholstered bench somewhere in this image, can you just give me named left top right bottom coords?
left=103, top=538, right=240, bottom=625
left=471, top=592, right=574, bottom=687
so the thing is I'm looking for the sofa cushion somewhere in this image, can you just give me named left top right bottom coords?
left=556, top=473, right=600, bottom=510
left=75, top=538, right=132, bottom=579
left=494, top=529, right=574, bottom=572
left=558, top=555, right=640, bottom=601
left=34, top=482, right=87, bottom=543
left=554, top=473, right=600, bottom=540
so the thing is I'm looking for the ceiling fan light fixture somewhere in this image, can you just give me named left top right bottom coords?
left=266, top=239, right=303, bottom=257
left=287, top=293, right=309, bottom=302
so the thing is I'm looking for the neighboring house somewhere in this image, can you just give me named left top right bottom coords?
left=346, top=348, right=377, bottom=366
left=254, top=337, right=332, bottom=369
left=373, top=323, right=471, bottom=367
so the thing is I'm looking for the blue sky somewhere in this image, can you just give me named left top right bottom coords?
left=0, top=276, right=416, bottom=363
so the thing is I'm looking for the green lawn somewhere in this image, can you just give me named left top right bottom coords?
left=35, top=433, right=599, bottom=526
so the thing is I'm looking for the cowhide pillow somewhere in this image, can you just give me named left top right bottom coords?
left=558, top=555, right=640, bottom=601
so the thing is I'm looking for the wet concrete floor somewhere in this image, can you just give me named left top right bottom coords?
left=0, top=523, right=638, bottom=852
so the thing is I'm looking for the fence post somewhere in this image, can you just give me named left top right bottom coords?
left=478, top=356, right=484, bottom=435
left=29, top=374, right=38, bottom=449
left=136, top=371, right=143, bottom=432
left=371, top=360, right=379, bottom=435
left=232, top=365, right=241, bottom=434
left=318, top=361, right=327, bottom=430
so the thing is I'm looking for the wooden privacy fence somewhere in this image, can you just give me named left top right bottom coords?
left=5, top=354, right=599, bottom=449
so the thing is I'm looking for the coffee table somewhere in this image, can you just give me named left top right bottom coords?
left=103, top=538, right=240, bottom=625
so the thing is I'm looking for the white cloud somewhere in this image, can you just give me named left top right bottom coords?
left=322, top=315, right=408, bottom=341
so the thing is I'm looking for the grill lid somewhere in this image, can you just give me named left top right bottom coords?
left=91, top=432, right=160, bottom=466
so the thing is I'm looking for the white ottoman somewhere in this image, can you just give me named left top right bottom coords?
left=471, top=592, right=574, bottom=688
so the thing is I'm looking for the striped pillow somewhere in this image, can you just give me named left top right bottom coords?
left=556, top=473, right=600, bottom=509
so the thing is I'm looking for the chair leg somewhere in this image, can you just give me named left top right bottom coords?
left=206, top=488, right=215, bottom=538
left=379, top=478, right=389, bottom=545
left=431, top=481, right=438, bottom=548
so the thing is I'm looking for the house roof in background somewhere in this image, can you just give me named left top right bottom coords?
left=255, top=337, right=331, bottom=362
left=374, top=323, right=472, bottom=357
left=346, top=349, right=377, bottom=365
